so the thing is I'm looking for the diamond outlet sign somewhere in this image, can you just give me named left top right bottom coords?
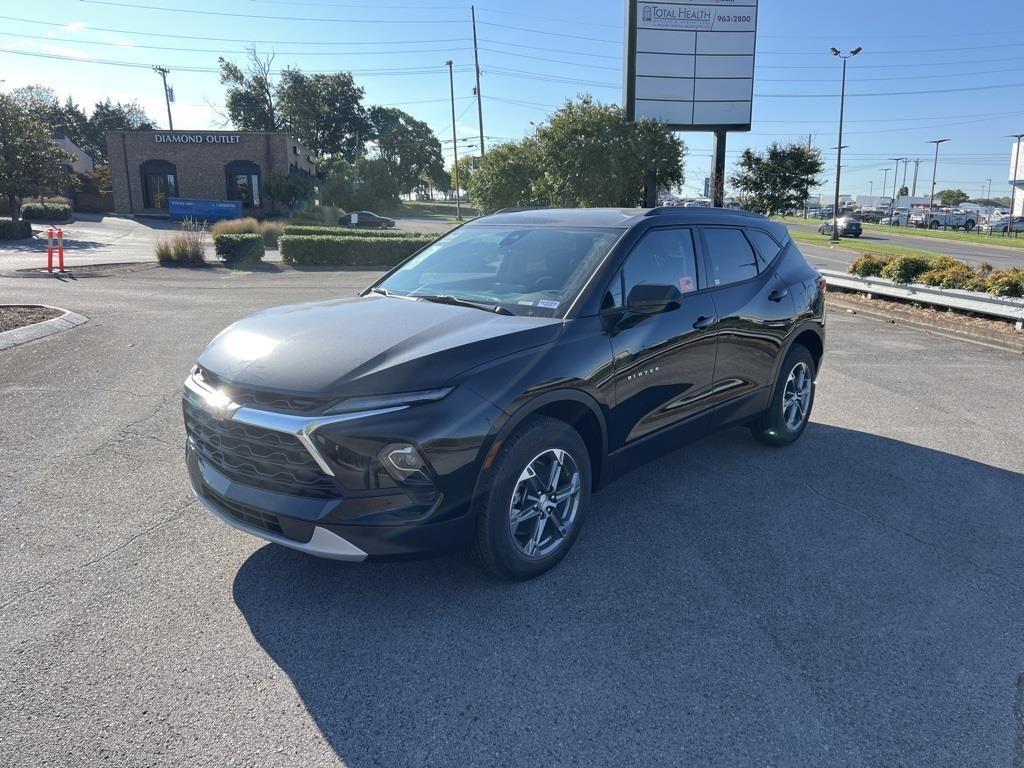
left=624, top=0, right=758, bottom=130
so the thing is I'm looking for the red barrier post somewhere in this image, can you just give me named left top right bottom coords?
left=57, top=227, right=65, bottom=272
left=47, top=227, right=54, bottom=273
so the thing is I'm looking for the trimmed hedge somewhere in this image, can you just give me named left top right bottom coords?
left=879, top=255, right=932, bottom=284
left=0, top=219, right=33, bottom=239
left=20, top=202, right=72, bottom=221
left=848, top=253, right=891, bottom=277
left=280, top=234, right=434, bottom=266
left=987, top=268, right=1024, bottom=298
left=214, top=233, right=265, bottom=264
left=282, top=224, right=415, bottom=238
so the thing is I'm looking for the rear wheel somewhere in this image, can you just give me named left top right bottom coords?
left=471, top=417, right=591, bottom=580
left=751, top=345, right=816, bottom=446
left=929, top=220, right=941, bottom=230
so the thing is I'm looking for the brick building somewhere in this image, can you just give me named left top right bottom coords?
left=106, top=130, right=316, bottom=216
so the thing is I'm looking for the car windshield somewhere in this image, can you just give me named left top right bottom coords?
left=376, top=225, right=622, bottom=317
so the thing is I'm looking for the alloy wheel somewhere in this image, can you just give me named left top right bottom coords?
left=782, top=362, right=812, bottom=431
left=508, top=448, right=582, bottom=559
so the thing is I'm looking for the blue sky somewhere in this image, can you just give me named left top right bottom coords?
left=2, top=0, right=1022, bottom=200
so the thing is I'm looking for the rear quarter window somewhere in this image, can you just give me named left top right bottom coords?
left=702, top=227, right=759, bottom=286
left=745, top=229, right=782, bottom=269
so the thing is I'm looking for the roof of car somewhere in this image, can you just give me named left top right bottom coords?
left=466, top=207, right=790, bottom=242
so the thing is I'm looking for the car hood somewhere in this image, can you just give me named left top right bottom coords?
left=197, top=295, right=563, bottom=400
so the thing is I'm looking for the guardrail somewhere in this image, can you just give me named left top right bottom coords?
left=820, top=269, right=1024, bottom=330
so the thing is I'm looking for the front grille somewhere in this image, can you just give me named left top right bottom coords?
left=183, top=398, right=339, bottom=499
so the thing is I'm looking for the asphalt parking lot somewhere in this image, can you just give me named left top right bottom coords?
left=2, top=265, right=1023, bottom=767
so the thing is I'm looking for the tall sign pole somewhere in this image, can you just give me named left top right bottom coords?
left=624, top=0, right=758, bottom=208
left=830, top=48, right=861, bottom=243
left=471, top=6, right=485, bottom=158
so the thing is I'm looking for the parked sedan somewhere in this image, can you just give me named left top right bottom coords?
left=184, top=207, right=825, bottom=580
left=342, top=211, right=396, bottom=229
left=818, top=216, right=863, bottom=237
left=982, top=215, right=1024, bottom=234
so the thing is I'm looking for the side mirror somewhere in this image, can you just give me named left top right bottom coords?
left=626, top=283, right=683, bottom=315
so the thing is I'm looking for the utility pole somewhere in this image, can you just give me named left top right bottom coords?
left=900, top=157, right=909, bottom=197
left=911, top=158, right=921, bottom=196
left=888, top=157, right=905, bottom=212
left=471, top=6, right=485, bottom=159
left=445, top=60, right=462, bottom=220
left=152, top=66, right=173, bottom=130
left=881, top=168, right=890, bottom=200
left=1007, top=133, right=1023, bottom=236
left=829, top=47, right=861, bottom=242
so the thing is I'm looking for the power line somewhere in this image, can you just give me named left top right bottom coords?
left=78, top=0, right=464, bottom=22
left=0, top=14, right=471, bottom=45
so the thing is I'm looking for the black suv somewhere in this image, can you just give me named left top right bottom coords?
left=184, top=208, right=825, bottom=579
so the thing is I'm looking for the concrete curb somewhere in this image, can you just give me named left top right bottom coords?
left=827, top=293, right=1024, bottom=355
left=0, top=305, right=88, bottom=351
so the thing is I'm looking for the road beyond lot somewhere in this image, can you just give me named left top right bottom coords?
left=2, top=267, right=1023, bottom=767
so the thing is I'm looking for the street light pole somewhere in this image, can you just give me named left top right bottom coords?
left=829, top=47, right=861, bottom=243
left=888, top=157, right=905, bottom=214
left=1007, top=133, right=1024, bottom=237
left=445, top=60, right=462, bottom=221
left=881, top=168, right=890, bottom=200
left=927, top=138, right=950, bottom=222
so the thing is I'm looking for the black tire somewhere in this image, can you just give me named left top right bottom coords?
left=965, top=221, right=975, bottom=232
left=929, top=221, right=940, bottom=230
left=751, top=345, right=817, bottom=447
left=471, top=416, right=592, bottom=580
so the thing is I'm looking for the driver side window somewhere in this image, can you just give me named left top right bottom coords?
left=608, top=228, right=699, bottom=309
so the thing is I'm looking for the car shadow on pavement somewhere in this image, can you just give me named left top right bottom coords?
left=232, top=423, right=1024, bottom=767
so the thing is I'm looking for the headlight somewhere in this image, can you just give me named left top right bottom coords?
left=324, top=387, right=453, bottom=415
left=379, top=443, right=430, bottom=484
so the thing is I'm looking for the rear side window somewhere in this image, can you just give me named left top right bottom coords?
left=702, top=227, right=759, bottom=286
left=745, top=229, right=782, bottom=268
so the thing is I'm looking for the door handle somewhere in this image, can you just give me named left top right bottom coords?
left=692, top=315, right=717, bottom=330
left=768, top=288, right=789, bottom=302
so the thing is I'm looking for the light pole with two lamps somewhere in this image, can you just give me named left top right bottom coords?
left=829, top=46, right=862, bottom=243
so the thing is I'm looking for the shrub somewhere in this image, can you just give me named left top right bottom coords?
left=880, top=255, right=932, bottom=284
left=214, top=233, right=265, bottom=264
left=0, top=219, right=32, bottom=239
left=281, top=224, right=415, bottom=238
left=20, top=202, right=72, bottom=221
left=848, top=253, right=891, bottom=277
left=156, top=218, right=208, bottom=264
left=280, top=234, right=434, bottom=267
left=211, top=217, right=260, bottom=238
left=259, top=221, right=284, bottom=248
left=986, top=268, right=1024, bottom=298
left=918, top=256, right=987, bottom=292
left=289, top=204, right=344, bottom=226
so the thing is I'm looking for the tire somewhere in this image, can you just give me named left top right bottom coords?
left=929, top=221, right=940, bottom=230
left=751, top=345, right=817, bottom=447
left=965, top=221, right=975, bottom=232
left=471, top=417, right=592, bottom=580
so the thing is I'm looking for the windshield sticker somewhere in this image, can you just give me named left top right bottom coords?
left=517, top=300, right=534, bottom=306
left=537, top=300, right=560, bottom=309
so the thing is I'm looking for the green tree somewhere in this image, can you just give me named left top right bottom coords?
left=532, top=96, right=684, bottom=207
left=729, top=142, right=825, bottom=216
left=897, top=185, right=909, bottom=198
left=451, top=155, right=477, bottom=195
left=264, top=172, right=313, bottom=212
left=0, top=94, right=72, bottom=221
left=84, top=100, right=154, bottom=163
left=369, top=106, right=444, bottom=195
left=937, top=188, right=970, bottom=207
left=277, top=69, right=371, bottom=160
left=218, top=49, right=282, bottom=132
left=467, top=140, right=543, bottom=213
left=318, top=157, right=399, bottom=212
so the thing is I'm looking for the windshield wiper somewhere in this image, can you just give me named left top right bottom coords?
left=413, top=294, right=513, bottom=315
left=367, top=286, right=395, bottom=297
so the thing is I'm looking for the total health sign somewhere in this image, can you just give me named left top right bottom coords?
left=624, top=0, right=758, bottom=130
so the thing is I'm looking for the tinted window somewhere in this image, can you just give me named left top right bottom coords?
left=702, top=227, right=759, bottom=286
left=745, top=229, right=781, bottom=268
left=622, top=228, right=699, bottom=300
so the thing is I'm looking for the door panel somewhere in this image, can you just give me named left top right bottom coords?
left=700, top=226, right=796, bottom=407
left=606, top=227, right=719, bottom=447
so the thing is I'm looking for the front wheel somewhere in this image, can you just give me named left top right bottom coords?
left=929, top=221, right=941, bottom=230
left=472, top=417, right=591, bottom=580
left=751, top=345, right=816, bottom=446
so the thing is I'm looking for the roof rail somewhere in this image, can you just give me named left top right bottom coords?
left=644, top=207, right=764, bottom=219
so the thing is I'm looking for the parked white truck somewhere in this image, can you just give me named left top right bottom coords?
left=909, top=207, right=978, bottom=231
